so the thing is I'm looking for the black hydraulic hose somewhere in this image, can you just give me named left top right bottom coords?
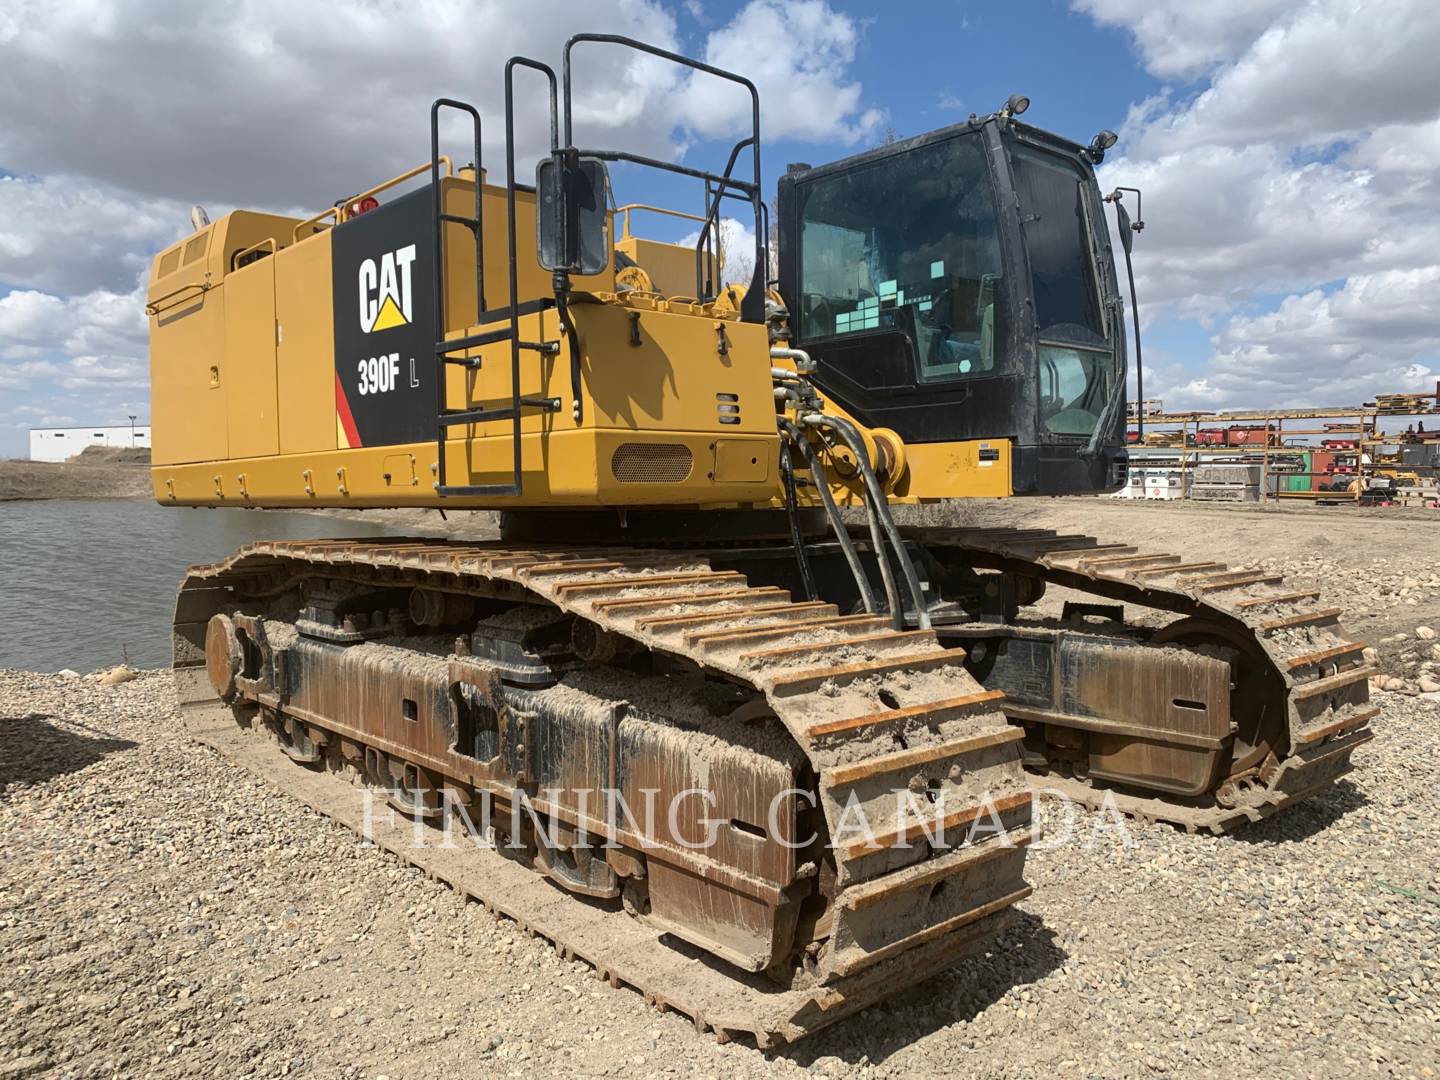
left=806, top=413, right=931, bottom=630
left=778, top=417, right=879, bottom=614
left=852, top=467, right=904, bottom=628
left=779, top=437, right=819, bottom=602
left=806, top=422, right=900, bottom=626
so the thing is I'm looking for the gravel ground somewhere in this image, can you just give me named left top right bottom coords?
left=3, top=501, right=1439, bottom=1079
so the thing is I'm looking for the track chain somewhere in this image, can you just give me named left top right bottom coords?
left=176, top=536, right=1035, bottom=1045
left=908, top=526, right=1377, bottom=832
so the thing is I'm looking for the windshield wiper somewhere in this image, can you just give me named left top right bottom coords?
left=1076, top=183, right=1109, bottom=339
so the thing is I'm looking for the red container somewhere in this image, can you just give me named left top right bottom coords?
left=1195, top=428, right=1225, bottom=445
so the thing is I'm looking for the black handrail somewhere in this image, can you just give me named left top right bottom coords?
left=429, top=99, right=484, bottom=321
left=430, top=84, right=562, bottom=499
left=692, top=136, right=756, bottom=299
left=508, top=57, right=584, bottom=423
left=561, top=33, right=766, bottom=322
left=693, top=147, right=771, bottom=300
left=430, top=99, right=484, bottom=496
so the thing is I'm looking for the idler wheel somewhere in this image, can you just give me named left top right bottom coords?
left=205, top=613, right=243, bottom=701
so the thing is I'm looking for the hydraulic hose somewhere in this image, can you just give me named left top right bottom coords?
left=798, top=414, right=902, bottom=628
left=803, top=412, right=931, bottom=630
left=777, top=417, right=879, bottom=614
left=769, top=346, right=816, bottom=373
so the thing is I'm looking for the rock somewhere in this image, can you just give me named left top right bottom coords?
left=0, top=1057, right=50, bottom=1077
left=1363, top=647, right=1379, bottom=665
left=328, top=1006, right=347, bottom=1020
left=97, top=665, right=138, bottom=686
left=1417, top=626, right=1437, bottom=640
left=1419, top=676, right=1440, bottom=694
left=57, top=669, right=80, bottom=679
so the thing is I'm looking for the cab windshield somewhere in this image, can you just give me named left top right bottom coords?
left=797, top=133, right=1004, bottom=383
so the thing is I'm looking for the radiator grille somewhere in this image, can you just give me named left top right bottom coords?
left=611, top=443, right=693, bottom=483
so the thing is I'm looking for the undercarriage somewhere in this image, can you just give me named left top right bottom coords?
left=174, top=523, right=1373, bottom=1044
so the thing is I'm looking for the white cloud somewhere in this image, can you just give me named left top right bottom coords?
left=1075, top=0, right=1298, bottom=79
left=1124, top=0, right=1440, bottom=156
left=1083, top=0, right=1440, bottom=408
left=0, top=281, right=149, bottom=408
left=679, top=216, right=759, bottom=287
left=678, top=0, right=884, bottom=145
left=1097, top=143, right=1387, bottom=316
left=0, top=1, right=693, bottom=212
left=0, top=283, right=147, bottom=363
left=1162, top=269, right=1440, bottom=410
left=0, top=175, right=187, bottom=294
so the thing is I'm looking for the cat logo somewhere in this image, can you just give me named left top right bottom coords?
left=357, top=243, right=417, bottom=333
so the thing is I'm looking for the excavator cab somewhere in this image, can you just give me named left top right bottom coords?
left=777, top=115, right=1128, bottom=495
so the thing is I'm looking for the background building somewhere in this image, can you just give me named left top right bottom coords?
left=29, top=424, right=152, bottom=462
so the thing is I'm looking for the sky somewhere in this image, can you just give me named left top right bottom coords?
left=2, top=0, right=1439, bottom=457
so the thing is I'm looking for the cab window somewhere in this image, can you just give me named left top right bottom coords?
left=798, top=133, right=1005, bottom=383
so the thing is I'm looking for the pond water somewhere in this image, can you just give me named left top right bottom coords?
left=0, top=499, right=405, bottom=673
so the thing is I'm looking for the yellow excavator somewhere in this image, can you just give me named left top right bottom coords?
left=148, top=36, right=1375, bottom=1046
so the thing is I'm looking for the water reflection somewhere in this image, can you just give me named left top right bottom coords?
left=0, top=500, right=404, bottom=672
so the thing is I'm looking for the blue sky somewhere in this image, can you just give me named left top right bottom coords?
left=2, top=0, right=1438, bottom=458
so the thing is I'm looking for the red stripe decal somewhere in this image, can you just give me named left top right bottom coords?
left=335, top=372, right=362, bottom=448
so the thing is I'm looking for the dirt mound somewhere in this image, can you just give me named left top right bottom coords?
left=74, top=445, right=151, bottom=465
left=0, top=456, right=151, bottom=501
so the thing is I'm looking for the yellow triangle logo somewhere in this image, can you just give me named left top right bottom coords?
left=371, top=294, right=408, bottom=331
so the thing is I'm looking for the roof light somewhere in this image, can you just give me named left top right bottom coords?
left=1085, top=130, right=1120, bottom=164
left=1006, top=93, right=1030, bottom=116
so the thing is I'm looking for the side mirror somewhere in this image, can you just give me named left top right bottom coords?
left=536, top=152, right=610, bottom=276
left=1115, top=200, right=1134, bottom=256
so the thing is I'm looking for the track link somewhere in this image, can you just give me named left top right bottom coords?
left=909, top=526, right=1377, bottom=832
left=173, top=537, right=1035, bottom=1047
